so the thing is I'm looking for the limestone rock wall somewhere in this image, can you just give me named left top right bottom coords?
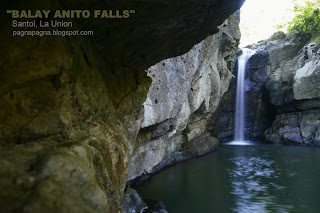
left=0, top=0, right=244, bottom=211
left=261, top=35, right=320, bottom=145
left=215, top=31, right=320, bottom=145
left=128, top=12, right=241, bottom=180
left=0, top=36, right=150, bottom=213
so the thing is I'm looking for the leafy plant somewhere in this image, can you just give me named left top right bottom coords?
left=286, top=0, right=320, bottom=39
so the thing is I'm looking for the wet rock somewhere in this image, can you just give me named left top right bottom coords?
left=214, top=31, right=320, bottom=145
left=233, top=31, right=320, bottom=145
left=314, top=128, right=320, bottom=146
left=121, top=187, right=147, bottom=213
left=180, top=132, right=219, bottom=158
left=143, top=200, right=168, bottom=213
left=261, top=36, right=320, bottom=145
left=212, top=45, right=274, bottom=141
left=300, top=111, right=320, bottom=145
left=281, top=126, right=303, bottom=144
left=265, top=113, right=303, bottom=145
left=121, top=187, right=169, bottom=213
left=265, top=110, right=320, bottom=146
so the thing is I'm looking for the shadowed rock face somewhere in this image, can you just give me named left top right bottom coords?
left=262, top=38, right=320, bottom=146
left=211, top=49, right=272, bottom=142
left=59, top=0, right=246, bottom=69
left=214, top=31, right=320, bottom=146
left=0, top=0, right=244, bottom=212
left=2, top=0, right=245, bottom=70
left=128, top=12, right=241, bottom=181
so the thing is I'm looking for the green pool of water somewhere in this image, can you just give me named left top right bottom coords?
left=137, top=143, right=320, bottom=213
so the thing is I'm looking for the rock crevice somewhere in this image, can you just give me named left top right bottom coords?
left=215, top=31, right=320, bottom=145
left=128, top=12, right=241, bottom=180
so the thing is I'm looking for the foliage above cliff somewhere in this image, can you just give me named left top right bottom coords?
left=286, top=1, right=320, bottom=39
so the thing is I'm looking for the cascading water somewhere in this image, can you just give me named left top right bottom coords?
left=233, top=48, right=255, bottom=143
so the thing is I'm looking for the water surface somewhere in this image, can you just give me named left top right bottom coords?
left=138, top=144, right=320, bottom=213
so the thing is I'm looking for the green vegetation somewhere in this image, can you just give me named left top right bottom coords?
left=285, top=1, right=320, bottom=39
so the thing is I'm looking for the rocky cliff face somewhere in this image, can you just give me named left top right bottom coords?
left=215, top=31, right=320, bottom=145
left=0, top=0, right=244, bottom=212
left=212, top=45, right=275, bottom=141
left=261, top=34, right=320, bottom=145
left=0, top=37, right=148, bottom=213
left=128, top=12, right=241, bottom=180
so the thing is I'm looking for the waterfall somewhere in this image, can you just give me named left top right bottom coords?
left=234, top=48, right=255, bottom=142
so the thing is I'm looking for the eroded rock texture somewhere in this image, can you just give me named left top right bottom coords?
left=0, top=0, right=244, bottom=212
left=261, top=35, right=320, bottom=145
left=0, top=37, right=150, bottom=213
left=216, top=31, right=320, bottom=145
left=128, top=12, right=241, bottom=180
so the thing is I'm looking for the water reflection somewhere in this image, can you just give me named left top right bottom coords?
left=228, top=153, right=293, bottom=212
left=138, top=144, right=320, bottom=213
left=224, top=141, right=255, bottom=146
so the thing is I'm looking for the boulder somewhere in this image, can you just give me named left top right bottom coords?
left=293, top=59, right=320, bottom=100
left=121, top=187, right=147, bottom=213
